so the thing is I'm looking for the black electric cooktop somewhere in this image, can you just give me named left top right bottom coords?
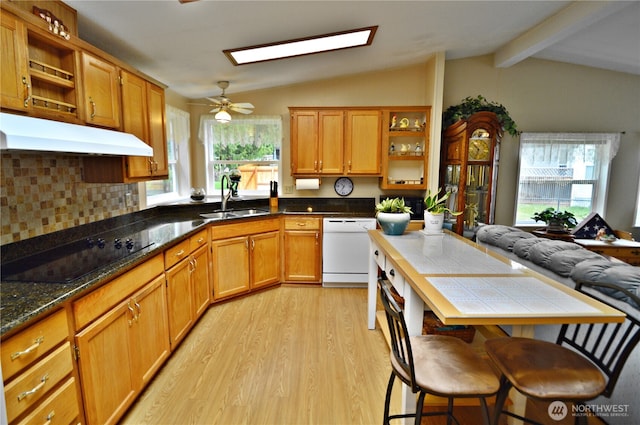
left=1, top=225, right=156, bottom=283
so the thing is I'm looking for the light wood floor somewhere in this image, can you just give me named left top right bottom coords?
left=120, top=286, right=603, bottom=425
left=122, top=286, right=392, bottom=425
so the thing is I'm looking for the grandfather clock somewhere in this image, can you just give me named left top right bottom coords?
left=440, top=111, right=503, bottom=237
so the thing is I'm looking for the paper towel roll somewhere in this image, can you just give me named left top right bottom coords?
left=296, top=178, right=320, bottom=190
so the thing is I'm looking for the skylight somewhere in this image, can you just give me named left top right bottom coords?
left=223, top=26, right=378, bottom=66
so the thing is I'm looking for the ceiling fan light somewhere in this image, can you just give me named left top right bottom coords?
left=215, top=109, right=231, bottom=123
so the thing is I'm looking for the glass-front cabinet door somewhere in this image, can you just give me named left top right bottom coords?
left=441, top=112, right=502, bottom=238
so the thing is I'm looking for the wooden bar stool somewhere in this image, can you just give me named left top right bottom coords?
left=378, top=279, right=499, bottom=425
left=485, top=280, right=640, bottom=425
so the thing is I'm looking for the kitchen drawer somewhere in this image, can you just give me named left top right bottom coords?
left=16, top=377, right=80, bottom=425
left=211, top=217, right=280, bottom=240
left=73, top=254, right=164, bottom=330
left=384, top=260, right=404, bottom=296
left=2, top=309, right=68, bottom=382
left=4, top=342, right=74, bottom=423
left=165, top=239, right=190, bottom=269
left=189, top=229, right=208, bottom=252
left=371, top=241, right=386, bottom=270
left=284, top=216, right=321, bottom=231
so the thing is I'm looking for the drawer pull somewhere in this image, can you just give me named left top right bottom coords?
left=197, top=237, right=205, bottom=244
left=17, top=374, right=48, bottom=401
left=389, top=269, right=395, bottom=277
left=127, top=302, right=136, bottom=326
left=11, top=336, right=44, bottom=360
left=297, top=222, right=307, bottom=227
left=175, top=249, right=185, bottom=257
left=374, top=250, right=379, bottom=256
left=44, top=411, right=55, bottom=425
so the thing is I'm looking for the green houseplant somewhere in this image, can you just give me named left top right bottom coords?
left=531, top=207, right=578, bottom=233
left=423, top=188, right=462, bottom=234
left=375, top=197, right=412, bottom=235
left=443, top=95, right=518, bottom=137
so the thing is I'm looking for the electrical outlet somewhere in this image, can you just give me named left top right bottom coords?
left=124, top=192, right=132, bottom=208
left=283, top=185, right=294, bottom=194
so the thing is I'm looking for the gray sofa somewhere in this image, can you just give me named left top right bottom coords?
left=476, top=225, right=640, bottom=424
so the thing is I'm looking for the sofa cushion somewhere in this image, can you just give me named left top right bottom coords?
left=571, top=259, right=640, bottom=307
left=495, top=231, right=537, bottom=252
left=547, top=250, right=604, bottom=277
left=476, top=225, right=522, bottom=246
left=528, top=240, right=585, bottom=269
left=512, top=238, right=546, bottom=260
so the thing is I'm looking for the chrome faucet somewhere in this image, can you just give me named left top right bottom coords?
left=220, top=174, right=231, bottom=211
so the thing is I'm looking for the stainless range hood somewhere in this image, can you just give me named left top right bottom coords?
left=0, top=112, right=153, bottom=157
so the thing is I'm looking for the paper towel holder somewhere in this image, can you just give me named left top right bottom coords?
left=295, top=178, right=322, bottom=190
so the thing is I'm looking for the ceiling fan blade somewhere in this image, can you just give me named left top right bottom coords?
left=206, top=97, right=223, bottom=105
left=187, top=102, right=210, bottom=106
left=230, top=102, right=254, bottom=109
left=230, top=106, right=254, bottom=114
left=209, top=107, right=222, bottom=113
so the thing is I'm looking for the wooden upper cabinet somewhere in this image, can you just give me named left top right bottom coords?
left=0, top=11, right=29, bottom=111
left=345, top=109, right=381, bottom=175
left=146, top=82, right=168, bottom=177
left=290, top=109, right=319, bottom=174
left=290, top=107, right=382, bottom=176
left=81, top=52, right=120, bottom=128
left=121, top=70, right=150, bottom=178
left=290, top=108, right=345, bottom=175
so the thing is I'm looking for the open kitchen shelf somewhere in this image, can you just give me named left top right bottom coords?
left=380, top=107, right=431, bottom=190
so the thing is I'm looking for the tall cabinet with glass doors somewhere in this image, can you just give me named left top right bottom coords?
left=440, top=111, right=502, bottom=238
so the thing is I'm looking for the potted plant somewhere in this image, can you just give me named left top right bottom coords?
left=423, top=188, right=462, bottom=234
left=375, top=197, right=412, bottom=235
left=531, top=207, right=578, bottom=233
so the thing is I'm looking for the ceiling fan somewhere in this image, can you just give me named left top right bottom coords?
left=206, top=81, right=255, bottom=115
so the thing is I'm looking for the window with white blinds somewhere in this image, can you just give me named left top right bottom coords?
left=514, top=132, right=620, bottom=226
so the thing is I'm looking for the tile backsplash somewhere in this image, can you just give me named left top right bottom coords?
left=1, top=153, right=138, bottom=245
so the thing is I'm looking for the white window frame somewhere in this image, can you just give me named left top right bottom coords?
left=514, top=132, right=620, bottom=226
left=199, top=115, right=282, bottom=197
left=146, top=105, right=191, bottom=206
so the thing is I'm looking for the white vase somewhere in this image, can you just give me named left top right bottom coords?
left=423, top=212, right=444, bottom=234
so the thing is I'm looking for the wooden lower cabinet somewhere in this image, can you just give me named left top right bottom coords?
left=1, top=308, right=83, bottom=425
left=212, top=235, right=251, bottom=299
left=165, top=230, right=211, bottom=348
left=74, top=270, right=169, bottom=425
left=211, top=218, right=281, bottom=301
left=283, top=216, right=322, bottom=283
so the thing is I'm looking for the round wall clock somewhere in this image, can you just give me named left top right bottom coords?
left=334, top=177, right=354, bottom=196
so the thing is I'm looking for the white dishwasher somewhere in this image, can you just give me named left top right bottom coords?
left=322, top=217, right=377, bottom=287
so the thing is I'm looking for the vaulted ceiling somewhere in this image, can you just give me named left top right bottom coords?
left=65, top=1, right=640, bottom=99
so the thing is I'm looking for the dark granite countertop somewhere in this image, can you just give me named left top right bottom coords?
left=1, top=197, right=376, bottom=336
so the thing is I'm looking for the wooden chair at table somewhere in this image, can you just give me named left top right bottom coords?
left=378, top=279, right=499, bottom=425
left=485, top=280, right=640, bottom=425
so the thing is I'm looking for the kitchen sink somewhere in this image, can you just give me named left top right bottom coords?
left=200, top=208, right=269, bottom=220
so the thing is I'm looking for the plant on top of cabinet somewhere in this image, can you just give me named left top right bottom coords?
left=443, top=95, right=518, bottom=137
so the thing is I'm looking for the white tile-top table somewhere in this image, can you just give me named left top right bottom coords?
left=368, top=229, right=625, bottom=420
left=368, top=230, right=623, bottom=335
